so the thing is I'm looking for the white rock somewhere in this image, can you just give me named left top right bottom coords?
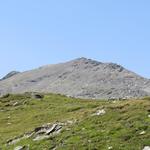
left=88, top=140, right=92, bottom=143
left=46, top=124, right=57, bottom=135
left=148, top=115, right=150, bottom=118
left=82, top=128, right=85, bottom=131
left=13, top=102, right=19, bottom=106
left=67, top=120, right=74, bottom=124
left=96, top=109, right=106, bottom=116
left=7, top=122, right=12, bottom=125
left=108, top=146, right=113, bottom=150
left=91, top=109, right=106, bottom=116
left=139, top=131, right=146, bottom=135
left=14, top=146, right=23, bottom=150
left=143, top=146, right=150, bottom=150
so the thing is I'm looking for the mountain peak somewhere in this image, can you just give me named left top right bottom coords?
left=0, top=58, right=150, bottom=99
left=72, top=57, right=90, bottom=62
left=71, top=57, right=103, bottom=66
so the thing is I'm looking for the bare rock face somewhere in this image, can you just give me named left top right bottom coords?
left=0, top=57, right=150, bottom=99
left=6, top=122, right=67, bottom=145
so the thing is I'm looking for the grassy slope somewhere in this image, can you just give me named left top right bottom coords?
left=0, top=94, right=149, bottom=150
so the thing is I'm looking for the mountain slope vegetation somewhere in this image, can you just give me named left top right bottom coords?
left=0, top=93, right=149, bottom=150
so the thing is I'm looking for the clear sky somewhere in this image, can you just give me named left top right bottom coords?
left=0, top=0, right=150, bottom=78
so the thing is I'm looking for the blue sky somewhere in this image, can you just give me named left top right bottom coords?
left=0, top=0, right=150, bottom=78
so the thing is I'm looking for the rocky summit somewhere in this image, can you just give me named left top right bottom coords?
left=0, top=57, right=150, bottom=99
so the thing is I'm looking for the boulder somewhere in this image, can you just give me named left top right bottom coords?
left=143, top=146, right=150, bottom=150
left=92, top=109, right=106, bottom=116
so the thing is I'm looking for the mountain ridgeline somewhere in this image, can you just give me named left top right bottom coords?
left=0, top=57, right=150, bottom=99
left=0, top=71, right=20, bottom=81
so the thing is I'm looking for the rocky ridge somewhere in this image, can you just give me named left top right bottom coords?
left=0, top=71, right=20, bottom=81
left=0, top=57, right=150, bottom=99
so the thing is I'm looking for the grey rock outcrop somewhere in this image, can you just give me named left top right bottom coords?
left=6, top=122, right=70, bottom=145
left=0, top=57, right=150, bottom=99
left=14, top=145, right=29, bottom=150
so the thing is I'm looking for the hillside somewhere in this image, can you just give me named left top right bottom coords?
left=0, top=93, right=150, bottom=150
left=0, top=71, right=20, bottom=81
left=0, top=58, right=150, bottom=99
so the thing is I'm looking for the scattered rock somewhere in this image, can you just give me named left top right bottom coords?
left=139, top=131, right=146, bottom=135
left=7, top=135, right=26, bottom=145
left=14, top=145, right=29, bottom=150
left=88, top=140, right=92, bottom=143
left=13, top=102, right=19, bottom=106
left=33, top=123, right=62, bottom=141
left=92, top=109, right=106, bottom=116
left=143, top=146, right=150, bottom=150
left=67, top=120, right=74, bottom=124
left=108, top=146, right=113, bottom=150
left=1, top=58, right=150, bottom=99
left=14, top=146, right=23, bottom=150
left=7, top=121, right=71, bottom=145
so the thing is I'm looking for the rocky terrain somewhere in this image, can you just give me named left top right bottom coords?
left=0, top=71, right=20, bottom=81
left=0, top=57, right=150, bottom=99
left=0, top=93, right=149, bottom=150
